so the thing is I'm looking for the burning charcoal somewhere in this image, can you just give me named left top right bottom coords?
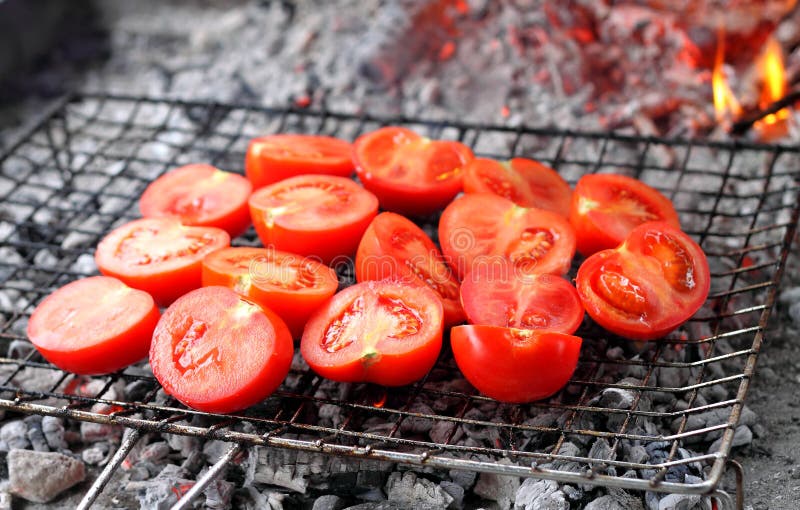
left=439, top=481, right=464, bottom=507
left=127, top=464, right=152, bottom=482
left=624, top=444, right=649, bottom=465
left=598, top=386, right=636, bottom=410
left=0, top=421, right=29, bottom=451
left=126, top=464, right=194, bottom=510
left=70, top=253, right=97, bottom=275
left=589, top=438, right=614, bottom=462
left=473, top=460, right=521, bottom=510
left=23, top=415, right=49, bottom=452
left=585, top=491, right=645, bottom=510
left=708, top=425, right=753, bottom=454
left=203, top=477, right=235, bottom=510
left=245, top=447, right=309, bottom=493
left=82, top=442, right=111, bottom=465
left=202, top=440, right=231, bottom=464
left=399, top=403, right=435, bottom=434
left=7, top=340, right=35, bottom=359
left=267, top=491, right=288, bottom=510
left=656, top=493, right=710, bottom=510
left=514, top=479, right=569, bottom=510
left=41, top=417, right=67, bottom=450
left=140, top=441, right=171, bottom=463
left=384, top=472, right=454, bottom=509
left=562, top=485, right=583, bottom=503
left=180, top=449, right=205, bottom=475
left=81, top=420, right=122, bottom=443
left=448, top=469, right=476, bottom=490
left=429, top=421, right=463, bottom=444
left=8, top=449, right=85, bottom=503
left=313, top=495, right=347, bottom=510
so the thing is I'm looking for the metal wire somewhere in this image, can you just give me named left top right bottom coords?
left=0, top=93, right=798, bottom=504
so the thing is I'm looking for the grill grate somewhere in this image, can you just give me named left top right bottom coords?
left=1, top=93, right=799, bottom=505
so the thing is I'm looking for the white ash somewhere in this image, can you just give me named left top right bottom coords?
left=384, top=471, right=454, bottom=509
left=8, top=448, right=86, bottom=503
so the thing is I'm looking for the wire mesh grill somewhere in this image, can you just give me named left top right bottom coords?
left=0, top=93, right=798, bottom=498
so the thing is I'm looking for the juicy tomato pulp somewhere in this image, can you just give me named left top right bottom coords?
left=249, top=175, right=378, bottom=264
left=245, top=134, right=354, bottom=189
left=439, top=193, right=576, bottom=280
left=460, top=258, right=584, bottom=334
left=139, top=164, right=253, bottom=237
left=576, top=222, right=710, bottom=340
left=28, top=276, right=160, bottom=375
left=570, top=173, right=680, bottom=257
left=451, top=325, right=582, bottom=403
left=463, top=157, right=572, bottom=217
left=150, top=286, right=293, bottom=413
left=202, top=247, right=338, bottom=339
left=353, top=126, right=474, bottom=216
left=301, top=281, right=444, bottom=386
left=356, top=212, right=465, bottom=326
left=95, top=218, right=230, bottom=306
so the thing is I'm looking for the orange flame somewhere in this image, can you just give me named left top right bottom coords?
left=757, top=36, right=789, bottom=126
left=712, top=27, right=742, bottom=123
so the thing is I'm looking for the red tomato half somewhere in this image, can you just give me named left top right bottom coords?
left=249, top=175, right=378, bottom=264
left=202, top=247, right=338, bottom=339
left=463, top=157, right=572, bottom=217
left=150, top=286, right=293, bottom=413
left=27, top=276, right=160, bottom=375
left=576, top=221, right=710, bottom=340
left=460, top=258, right=584, bottom=334
left=245, top=134, right=354, bottom=189
left=95, top=218, right=230, bottom=306
left=301, top=281, right=444, bottom=386
left=439, top=193, right=576, bottom=280
left=353, top=126, right=474, bottom=216
left=356, top=212, right=465, bottom=326
left=570, top=173, right=680, bottom=257
left=451, top=325, right=582, bottom=403
left=139, top=164, right=253, bottom=237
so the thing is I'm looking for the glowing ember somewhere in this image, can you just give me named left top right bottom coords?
left=711, top=27, right=742, bottom=123
left=372, top=389, right=387, bottom=408
left=756, top=36, right=789, bottom=126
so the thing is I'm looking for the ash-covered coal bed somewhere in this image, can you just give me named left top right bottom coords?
left=0, top=1, right=800, bottom=510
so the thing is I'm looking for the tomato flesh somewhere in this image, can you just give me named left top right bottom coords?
left=139, top=164, right=253, bottom=237
left=301, top=281, right=444, bottom=386
left=245, top=134, right=354, bottom=189
left=27, top=276, right=160, bottom=375
left=575, top=221, right=710, bottom=340
left=95, top=218, right=230, bottom=306
left=570, top=173, right=680, bottom=257
left=249, top=175, right=378, bottom=264
left=451, top=325, right=582, bottom=403
left=356, top=212, right=464, bottom=326
left=463, top=157, right=572, bottom=217
left=149, top=286, right=293, bottom=413
left=460, top=258, right=584, bottom=334
left=353, top=126, right=474, bottom=216
left=202, top=247, right=338, bottom=339
left=439, top=193, right=576, bottom=280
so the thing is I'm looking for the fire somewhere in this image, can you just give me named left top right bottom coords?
left=757, top=37, right=790, bottom=126
left=712, top=28, right=742, bottom=123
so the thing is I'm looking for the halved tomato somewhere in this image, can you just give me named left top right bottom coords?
left=463, top=157, right=572, bottom=217
left=570, top=173, right=680, bottom=257
left=249, top=175, right=378, bottom=264
left=460, top=258, right=584, bottom=334
left=27, top=276, right=160, bottom=375
left=575, top=221, right=710, bottom=340
left=202, top=247, right=338, bottom=339
left=439, top=193, right=576, bottom=280
left=353, top=126, right=474, bottom=216
left=245, top=134, right=354, bottom=189
left=356, top=212, right=464, bottom=326
left=301, top=281, right=443, bottom=386
left=150, top=286, right=293, bottom=413
left=451, top=325, right=582, bottom=403
left=95, top=218, right=230, bottom=306
left=139, top=164, right=253, bottom=237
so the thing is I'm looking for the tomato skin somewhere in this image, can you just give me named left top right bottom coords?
left=355, top=212, right=465, bottom=326
left=139, top=164, right=253, bottom=237
left=202, top=247, right=338, bottom=339
left=570, top=173, right=680, bottom=257
left=249, top=175, right=378, bottom=264
left=95, top=218, right=231, bottom=306
left=463, top=157, right=572, bottom=217
left=460, top=259, right=584, bottom=334
left=353, top=127, right=474, bottom=216
left=149, top=286, right=293, bottom=413
left=575, top=221, right=710, bottom=340
left=300, top=281, right=444, bottom=386
left=439, top=193, right=576, bottom=280
left=27, top=276, right=160, bottom=375
left=451, top=325, right=582, bottom=403
left=245, top=134, right=354, bottom=189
